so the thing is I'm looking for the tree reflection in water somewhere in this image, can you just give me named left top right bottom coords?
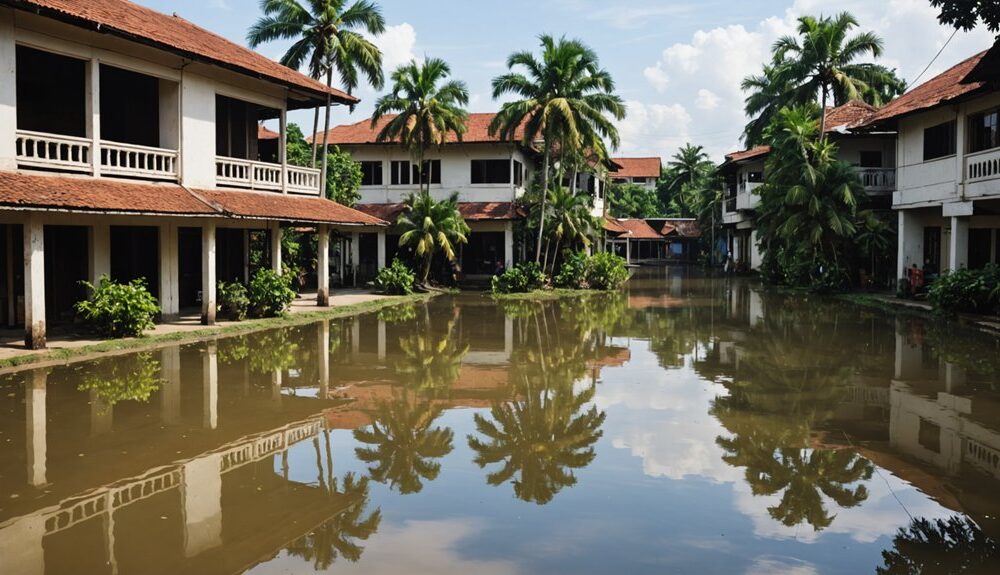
left=285, top=472, right=382, bottom=569
left=393, top=307, right=469, bottom=399
left=878, top=516, right=1000, bottom=574
left=77, top=352, right=163, bottom=411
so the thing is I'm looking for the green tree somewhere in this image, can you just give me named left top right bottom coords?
left=372, top=58, right=470, bottom=195
left=489, top=35, right=625, bottom=263
left=661, top=143, right=715, bottom=216
left=878, top=515, right=1000, bottom=574
left=545, top=186, right=595, bottom=273
left=607, top=182, right=661, bottom=218
left=396, top=191, right=470, bottom=285
left=247, top=0, right=385, bottom=177
left=931, top=0, right=1000, bottom=34
left=287, top=124, right=362, bottom=205
left=741, top=63, right=796, bottom=147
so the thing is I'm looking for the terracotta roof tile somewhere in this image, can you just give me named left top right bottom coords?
left=724, top=145, right=771, bottom=164
left=864, top=50, right=989, bottom=125
left=611, top=157, right=662, bottom=178
left=258, top=125, right=280, bottom=140
left=13, top=0, right=357, bottom=106
left=823, top=100, right=878, bottom=132
left=0, top=171, right=217, bottom=215
left=313, top=113, right=525, bottom=145
left=602, top=215, right=629, bottom=235
left=659, top=219, right=702, bottom=238
left=354, top=201, right=522, bottom=223
left=194, top=189, right=386, bottom=226
left=615, top=218, right=663, bottom=240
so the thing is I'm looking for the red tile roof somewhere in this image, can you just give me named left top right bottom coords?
left=313, top=112, right=526, bottom=145
left=194, top=189, right=386, bottom=226
left=611, top=157, right=662, bottom=179
left=824, top=100, right=878, bottom=132
left=258, top=125, right=280, bottom=141
left=864, top=50, right=989, bottom=126
left=0, top=171, right=217, bottom=215
left=354, top=201, right=523, bottom=223
left=602, top=215, right=629, bottom=236
left=724, top=145, right=771, bottom=164
left=615, top=218, right=664, bottom=240
left=12, top=0, right=357, bottom=107
left=660, top=219, right=702, bottom=238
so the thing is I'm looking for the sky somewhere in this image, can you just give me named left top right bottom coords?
left=137, top=0, right=996, bottom=162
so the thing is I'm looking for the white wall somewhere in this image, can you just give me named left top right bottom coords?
left=180, top=71, right=217, bottom=188
left=0, top=8, right=16, bottom=170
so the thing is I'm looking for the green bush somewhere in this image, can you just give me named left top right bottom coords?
left=586, top=252, right=630, bottom=290
left=928, top=264, right=1000, bottom=315
left=491, top=262, right=548, bottom=294
left=75, top=275, right=160, bottom=338
left=554, top=252, right=590, bottom=288
left=374, top=259, right=416, bottom=295
left=248, top=268, right=296, bottom=318
left=217, top=281, right=249, bottom=321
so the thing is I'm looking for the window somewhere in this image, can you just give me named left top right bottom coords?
left=747, top=171, right=764, bottom=183
left=969, top=109, right=999, bottom=153
left=632, top=177, right=648, bottom=184
left=612, top=177, right=628, bottom=184
left=360, top=161, right=383, bottom=186
left=390, top=161, right=410, bottom=185
left=471, top=159, right=511, bottom=184
left=923, top=120, right=957, bottom=161
left=411, top=160, right=441, bottom=185
left=513, top=160, right=524, bottom=187
left=859, top=151, right=883, bottom=168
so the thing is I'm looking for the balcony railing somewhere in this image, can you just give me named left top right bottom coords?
left=966, top=148, right=1000, bottom=183
left=216, top=157, right=322, bottom=196
left=857, top=167, right=896, bottom=192
left=15, top=129, right=178, bottom=180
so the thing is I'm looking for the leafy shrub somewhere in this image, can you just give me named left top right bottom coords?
left=586, top=252, right=629, bottom=290
left=491, top=262, right=548, bottom=294
left=76, top=275, right=160, bottom=338
left=928, top=264, right=1000, bottom=315
left=217, top=281, right=249, bottom=321
left=378, top=303, right=419, bottom=324
left=554, top=251, right=590, bottom=288
left=248, top=268, right=296, bottom=318
left=374, top=259, right=416, bottom=295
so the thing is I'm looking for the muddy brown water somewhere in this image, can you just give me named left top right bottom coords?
left=2, top=267, right=1000, bottom=574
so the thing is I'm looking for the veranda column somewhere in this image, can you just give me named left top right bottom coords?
left=86, top=57, right=101, bottom=177
left=26, top=369, right=47, bottom=486
left=317, top=224, right=330, bottom=306
left=202, top=342, right=218, bottom=429
left=23, top=214, right=45, bottom=349
left=377, top=319, right=386, bottom=360
left=159, top=223, right=180, bottom=319
left=377, top=230, right=387, bottom=270
left=89, top=223, right=110, bottom=285
left=160, top=346, right=181, bottom=425
left=504, top=221, right=514, bottom=268
left=201, top=221, right=217, bottom=325
left=318, top=321, right=330, bottom=399
left=271, top=222, right=283, bottom=274
left=948, top=216, right=969, bottom=271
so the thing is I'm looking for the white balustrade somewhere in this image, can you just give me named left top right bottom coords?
left=966, top=148, right=1000, bottom=182
left=287, top=165, right=322, bottom=195
left=15, top=129, right=92, bottom=173
left=217, top=156, right=322, bottom=195
left=857, top=167, right=896, bottom=192
left=100, top=141, right=178, bottom=180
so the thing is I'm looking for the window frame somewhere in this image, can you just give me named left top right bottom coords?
left=390, top=160, right=411, bottom=186
left=410, top=159, right=441, bottom=185
left=923, top=119, right=957, bottom=162
left=471, top=158, right=512, bottom=185
left=360, top=160, right=383, bottom=186
left=513, top=159, right=524, bottom=187
left=968, top=107, right=1000, bottom=155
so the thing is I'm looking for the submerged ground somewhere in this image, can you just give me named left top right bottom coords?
left=2, top=267, right=999, bottom=574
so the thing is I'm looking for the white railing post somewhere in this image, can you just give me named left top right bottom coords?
left=87, top=58, right=101, bottom=177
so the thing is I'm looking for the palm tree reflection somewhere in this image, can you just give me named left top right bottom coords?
left=878, top=515, right=1000, bottom=574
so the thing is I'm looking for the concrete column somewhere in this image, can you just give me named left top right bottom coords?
left=89, top=223, right=110, bottom=286
left=0, top=8, right=17, bottom=170
left=318, top=321, right=330, bottom=399
left=242, top=229, right=251, bottom=284
left=351, top=318, right=360, bottom=359
left=898, top=210, right=923, bottom=280
left=272, top=369, right=283, bottom=402
left=894, top=327, right=922, bottom=381
left=279, top=109, right=288, bottom=194
left=317, top=224, right=330, bottom=306
left=948, top=216, right=969, bottom=271
left=271, top=223, right=283, bottom=275
left=6, top=224, right=14, bottom=327
left=203, top=343, right=218, bottom=429
left=23, top=215, right=45, bottom=349
left=377, top=319, right=386, bottom=360
left=159, top=223, right=179, bottom=319
left=377, top=230, right=387, bottom=270
left=201, top=222, right=216, bottom=325
left=182, top=453, right=223, bottom=557
left=625, top=238, right=631, bottom=264
left=350, top=232, right=360, bottom=286
left=161, top=346, right=181, bottom=425
left=26, top=369, right=46, bottom=487
left=86, top=57, right=101, bottom=177
left=504, top=221, right=514, bottom=268
left=504, top=316, right=513, bottom=357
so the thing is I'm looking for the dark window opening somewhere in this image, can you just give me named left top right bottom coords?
left=969, top=228, right=993, bottom=270
left=361, top=161, right=383, bottom=186
left=411, top=160, right=441, bottom=185
left=44, top=226, right=88, bottom=322
left=923, top=226, right=941, bottom=271
left=746, top=171, right=764, bottom=183
left=471, top=159, right=511, bottom=184
left=110, top=226, right=160, bottom=299
left=924, top=120, right=957, bottom=161
left=918, top=418, right=941, bottom=453
left=632, top=177, right=648, bottom=184
left=16, top=46, right=86, bottom=137
left=859, top=151, right=883, bottom=168
left=391, top=160, right=410, bottom=185
left=514, top=160, right=524, bottom=187
left=462, top=232, right=505, bottom=275
left=969, top=109, right=999, bottom=154
left=100, top=65, right=160, bottom=147
left=216, top=95, right=262, bottom=160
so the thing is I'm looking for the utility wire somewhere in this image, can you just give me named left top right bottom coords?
left=906, top=28, right=959, bottom=91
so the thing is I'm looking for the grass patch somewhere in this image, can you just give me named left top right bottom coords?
left=489, top=288, right=607, bottom=301
left=0, top=292, right=436, bottom=371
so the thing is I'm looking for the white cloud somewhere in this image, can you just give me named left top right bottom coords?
left=375, top=23, right=419, bottom=73
left=695, top=89, right=720, bottom=110
left=745, top=556, right=819, bottom=575
left=643, top=63, right=670, bottom=93
left=613, top=100, right=692, bottom=159
left=586, top=4, right=696, bottom=30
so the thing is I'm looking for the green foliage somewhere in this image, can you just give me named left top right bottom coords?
left=931, top=0, right=1000, bottom=33
left=324, top=145, right=363, bottom=206
left=553, top=251, right=589, bottom=289
left=491, top=262, right=548, bottom=294
left=377, top=303, right=419, bottom=324
left=585, top=252, right=629, bottom=290
left=78, top=353, right=163, bottom=411
left=928, top=265, right=1000, bottom=316
left=397, top=192, right=470, bottom=284
left=75, top=275, right=159, bottom=338
left=374, top=259, right=416, bottom=295
left=608, top=183, right=661, bottom=218
left=248, top=268, right=296, bottom=318
left=878, top=515, right=1000, bottom=575
left=217, top=281, right=249, bottom=321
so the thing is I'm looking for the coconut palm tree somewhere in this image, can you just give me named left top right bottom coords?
left=396, top=191, right=470, bottom=285
left=741, top=63, right=797, bottom=147
left=372, top=58, right=469, bottom=195
left=545, top=186, right=595, bottom=273
left=247, top=0, right=385, bottom=174
left=662, top=143, right=714, bottom=216
left=285, top=472, right=381, bottom=567
left=489, top=35, right=626, bottom=263
left=878, top=515, right=1000, bottom=574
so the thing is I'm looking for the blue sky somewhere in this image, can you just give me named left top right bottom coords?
left=136, top=0, right=994, bottom=161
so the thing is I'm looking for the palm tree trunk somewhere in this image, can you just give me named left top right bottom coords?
left=535, top=146, right=550, bottom=263
left=320, top=67, right=334, bottom=198
left=819, top=85, right=828, bottom=143
left=311, top=107, right=321, bottom=168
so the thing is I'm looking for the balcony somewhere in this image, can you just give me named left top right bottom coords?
left=966, top=148, right=1000, bottom=183
left=858, top=167, right=896, bottom=193
left=16, top=130, right=179, bottom=180
left=216, top=157, right=322, bottom=196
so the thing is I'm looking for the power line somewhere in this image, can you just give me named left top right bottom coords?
left=906, top=28, right=959, bottom=91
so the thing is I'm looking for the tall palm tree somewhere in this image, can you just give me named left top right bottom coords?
left=545, top=186, right=595, bottom=273
left=489, top=35, right=626, bottom=263
left=372, top=58, right=469, bottom=195
left=247, top=0, right=385, bottom=177
left=284, top=472, right=381, bottom=567
left=396, top=191, right=470, bottom=285
left=741, top=63, right=797, bottom=147
left=666, top=144, right=711, bottom=192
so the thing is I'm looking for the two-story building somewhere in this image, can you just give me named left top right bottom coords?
left=861, top=43, right=1000, bottom=278
left=720, top=101, right=898, bottom=271
left=609, top=157, right=661, bottom=189
left=316, top=113, right=536, bottom=281
left=0, top=0, right=387, bottom=349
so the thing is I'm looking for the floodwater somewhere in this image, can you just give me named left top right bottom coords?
left=2, top=268, right=1000, bottom=575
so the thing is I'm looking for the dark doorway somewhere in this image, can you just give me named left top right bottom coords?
left=923, top=227, right=941, bottom=271
left=217, top=228, right=246, bottom=284
left=16, top=46, right=86, bottom=137
left=0, top=225, right=24, bottom=326
left=462, top=232, right=504, bottom=275
left=357, top=233, right=379, bottom=284
left=111, top=226, right=160, bottom=298
left=968, top=228, right=993, bottom=269
left=178, top=227, right=202, bottom=309
left=43, top=226, right=89, bottom=323
left=100, top=64, right=160, bottom=147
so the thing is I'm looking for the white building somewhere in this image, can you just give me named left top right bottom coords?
left=860, top=44, right=1000, bottom=278
left=609, top=157, right=661, bottom=190
left=0, top=0, right=386, bottom=348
